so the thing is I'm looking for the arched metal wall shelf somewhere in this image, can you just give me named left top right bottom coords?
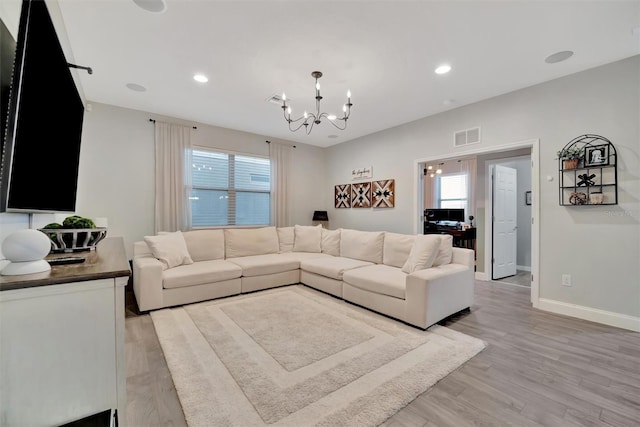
left=558, top=134, right=617, bottom=206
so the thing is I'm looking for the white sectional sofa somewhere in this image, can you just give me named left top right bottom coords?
left=132, top=225, right=474, bottom=329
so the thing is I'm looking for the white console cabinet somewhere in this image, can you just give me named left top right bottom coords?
left=0, top=237, right=129, bottom=427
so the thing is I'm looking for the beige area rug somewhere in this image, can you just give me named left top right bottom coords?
left=150, top=285, right=486, bottom=427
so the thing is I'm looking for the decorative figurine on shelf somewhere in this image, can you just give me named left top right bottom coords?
left=577, top=173, right=596, bottom=187
left=569, top=192, right=588, bottom=205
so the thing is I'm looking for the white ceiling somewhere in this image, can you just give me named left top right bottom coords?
left=54, top=0, right=640, bottom=148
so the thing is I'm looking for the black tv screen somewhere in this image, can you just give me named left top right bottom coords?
left=425, top=208, right=465, bottom=222
left=0, top=0, right=85, bottom=213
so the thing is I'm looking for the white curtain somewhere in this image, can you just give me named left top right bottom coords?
left=460, top=158, right=477, bottom=221
left=154, top=122, right=193, bottom=233
left=423, top=165, right=438, bottom=209
left=269, top=142, right=294, bottom=227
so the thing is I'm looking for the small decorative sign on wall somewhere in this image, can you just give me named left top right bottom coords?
left=351, top=166, right=373, bottom=180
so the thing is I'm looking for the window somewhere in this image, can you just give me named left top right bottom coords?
left=437, top=173, right=468, bottom=215
left=190, top=149, right=271, bottom=227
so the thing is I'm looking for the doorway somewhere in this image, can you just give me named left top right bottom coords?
left=487, top=155, right=533, bottom=285
left=414, top=139, right=539, bottom=305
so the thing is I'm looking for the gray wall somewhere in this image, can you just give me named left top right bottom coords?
left=325, top=55, right=640, bottom=319
left=0, top=103, right=325, bottom=259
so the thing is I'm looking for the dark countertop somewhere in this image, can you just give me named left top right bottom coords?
left=0, top=236, right=131, bottom=292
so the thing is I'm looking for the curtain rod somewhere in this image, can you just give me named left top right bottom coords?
left=266, top=140, right=296, bottom=148
left=149, top=118, right=197, bottom=129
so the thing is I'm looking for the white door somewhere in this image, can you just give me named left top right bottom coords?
left=492, top=165, right=517, bottom=279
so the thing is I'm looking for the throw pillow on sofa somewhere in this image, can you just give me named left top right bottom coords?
left=144, top=231, right=194, bottom=270
left=432, top=234, right=454, bottom=267
left=293, top=224, right=322, bottom=253
left=401, top=234, right=441, bottom=274
left=277, top=227, right=295, bottom=253
left=321, top=228, right=341, bottom=256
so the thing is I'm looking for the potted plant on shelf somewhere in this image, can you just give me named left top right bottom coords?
left=557, top=146, right=584, bottom=169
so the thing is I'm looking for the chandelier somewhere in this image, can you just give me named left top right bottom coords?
left=281, top=71, right=352, bottom=134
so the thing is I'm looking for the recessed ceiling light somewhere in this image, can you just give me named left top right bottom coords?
left=442, top=99, right=455, bottom=106
left=126, top=83, right=147, bottom=92
left=435, top=64, right=452, bottom=75
left=545, top=50, right=574, bottom=64
left=133, top=0, right=166, bottom=13
left=193, top=74, right=209, bottom=83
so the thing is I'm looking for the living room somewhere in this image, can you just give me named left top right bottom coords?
left=0, top=1, right=639, bottom=426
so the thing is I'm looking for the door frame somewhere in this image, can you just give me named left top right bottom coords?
left=413, top=138, right=540, bottom=306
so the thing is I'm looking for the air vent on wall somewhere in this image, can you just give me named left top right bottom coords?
left=454, top=126, right=481, bottom=147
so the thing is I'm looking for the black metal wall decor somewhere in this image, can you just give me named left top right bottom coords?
left=558, top=134, right=617, bottom=206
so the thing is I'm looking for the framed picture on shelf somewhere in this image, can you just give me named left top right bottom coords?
left=584, top=144, right=609, bottom=167
left=525, top=191, right=532, bottom=206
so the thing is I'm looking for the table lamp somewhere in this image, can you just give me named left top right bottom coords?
left=312, top=211, right=329, bottom=227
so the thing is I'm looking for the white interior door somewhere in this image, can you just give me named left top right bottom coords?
left=492, top=165, right=517, bottom=279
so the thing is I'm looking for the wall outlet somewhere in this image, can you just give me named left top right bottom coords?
left=562, top=274, right=572, bottom=287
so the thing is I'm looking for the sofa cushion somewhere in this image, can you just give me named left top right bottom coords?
left=401, top=234, right=441, bottom=274
left=340, top=229, right=385, bottom=264
left=432, top=234, right=454, bottom=267
left=182, top=229, right=225, bottom=262
left=343, top=264, right=408, bottom=300
left=162, top=259, right=242, bottom=289
left=224, top=227, right=279, bottom=258
left=226, top=254, right=300, bottom=277
left=321, top=228, right=341, bottom=256
left=383, top=232, right=416, bottom=268
left=300, top=256, right=373, bottom=281
left=279, top=252, right=332, bottom=263
left=293, top=224, right=322, bottom=253
left=144, top=231, right=194, bottom=270
left=277, top=227, right=295, bottom=253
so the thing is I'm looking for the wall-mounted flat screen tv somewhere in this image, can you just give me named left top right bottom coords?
left=0, top=0, right=85, bottom=213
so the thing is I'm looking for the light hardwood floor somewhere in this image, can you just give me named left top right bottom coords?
left=125, top=281, right=640, bottom=426
left=493, top=269, right=532, bottom=287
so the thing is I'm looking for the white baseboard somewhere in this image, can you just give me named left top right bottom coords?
left=475, top=272, right=489, bottom=281
left=516, top=265, right=531, bottom=272
left=537, top=298, right=640, bottom=332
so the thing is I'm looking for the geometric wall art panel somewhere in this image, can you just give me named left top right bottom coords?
left=334, top=184, right=351, bottom=208
left=351, top=182, right=371, bottom=208
left=372, top=179, right=395, bottom=208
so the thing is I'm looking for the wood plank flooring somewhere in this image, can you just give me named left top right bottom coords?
left=124, top=281, right=640, bottom=426
left=492, top=270, right=532, bottom=287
